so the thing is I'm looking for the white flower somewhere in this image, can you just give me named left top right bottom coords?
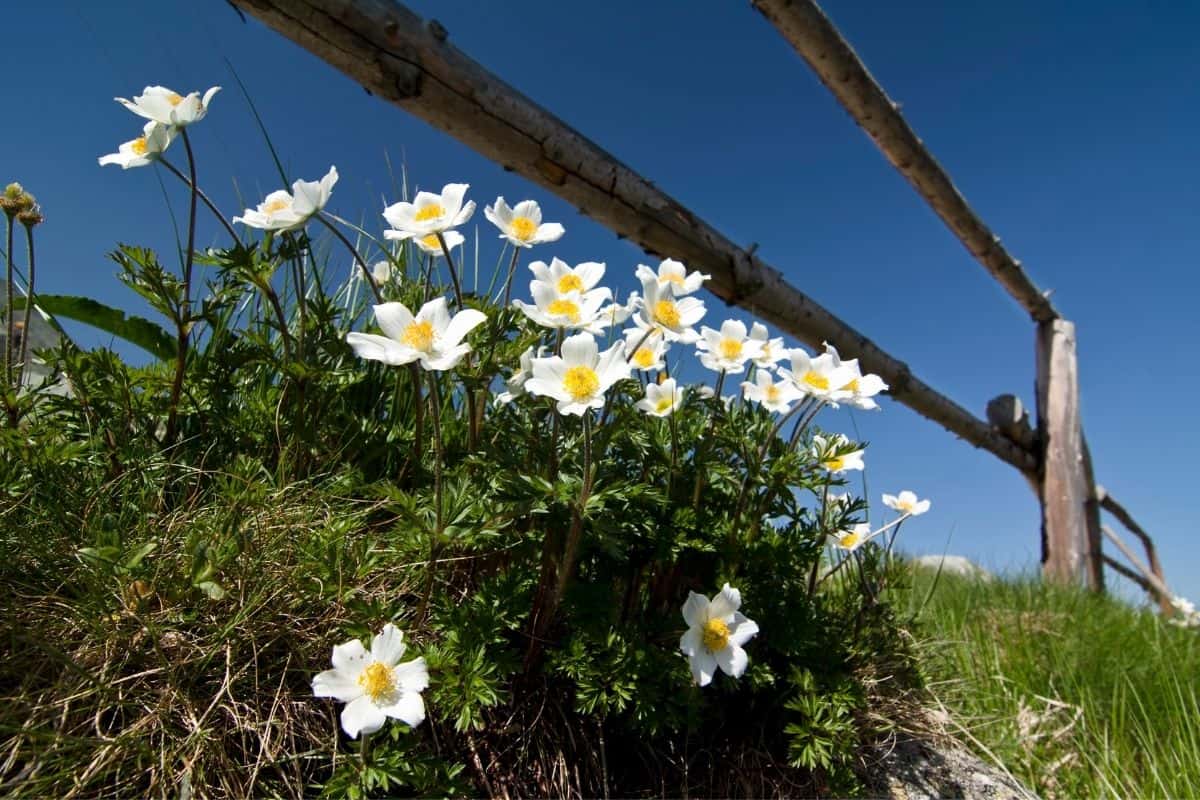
left=382, top=183, right=474, bottom=241
left=495, top=345, right=543, bottom=405
left=630, top=276, right=705, bottom=343
left=484, top=197, right=565, bottom=248
left=636, top=378, right=684, bottom=417
left=826, top=492, right=853, bottom=510
left=812, top=434, right=865, bottom=473
left=411, top=230, right=466, bottom=257
left=679, top=584, right=759, bottom=687
left=829, top=523, right=873, bottom=552
left=635, top=258, right=710, bottom=297
left=624, top=329, right=668, bottom=372
left=233, top=166, right=339, bottom=232
left=345, top=297, right=486, bottom=371
left=823, top=342, right=888, bottom=410
left=372, top=261, right=392, bottom=284
left=513, top=281, right=610, bottom=333
left=525, top=332, right=629, bottom=416
left=312, top=623, right=429, bottom=739
left=749, top=322, right=785, bottom=370
left=115, top=85, right=220, bottom=127
left=528, top=258, right=607, bottom=298
left=778, top=348, right=857, bottom=403
left=598, top=292, right=639, bottom=330
left=696, top=319, right=763, bottom=375
left=882, top=490, right=931, bottom=516
left=98, top=120, right=176, bottom=169
left=741, top=370, right=802, bottom=414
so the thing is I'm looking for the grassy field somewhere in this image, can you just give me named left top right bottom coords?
left=900, top=566, right=1200, bottom=799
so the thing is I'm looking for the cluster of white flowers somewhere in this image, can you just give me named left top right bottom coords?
left=99, top=85, right=220, bottom=170
left=827, top=490, right=931, bottom=552
left=1170, top=596, right=1200, bottom=628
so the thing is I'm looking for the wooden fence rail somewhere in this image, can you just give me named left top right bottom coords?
left=227, top=0, right=1166, bottom=605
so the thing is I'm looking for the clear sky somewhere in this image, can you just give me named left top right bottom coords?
left=3, top=1, right=1197, bottom=601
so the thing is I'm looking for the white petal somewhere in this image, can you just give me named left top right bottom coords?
left=560, top=332, right=598, bottom=367
left=345, top=332, right=414, bottom=366
left=689, top=649, right=718, bottom=687
left=442, top=309, right=487, bottom=348
left=714, top=645, right=749, bottom=679
left=681, top=591, right=710, bottom=627
left=373, top=302, right=415, bottom=342
left=727, top=613, right=759, bottom=647
left=370, top=624, right=405, bottom=666
left=531, top=222, right=565, bottom=244
left=709, top=584, right=741, bottom=619
left=340, top=695, right=387, bottom=739
left=393, top=657, right=430, bottom=693
left=312, top=668, right=363, bottom=702
left=331, top=639, right=368, bottom=674
left=379, top=690, right=426, bottom=728
left=679, top=626, right=703, bottom=657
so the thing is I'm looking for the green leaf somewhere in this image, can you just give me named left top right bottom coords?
left=35, top=294, right=176, bottom=361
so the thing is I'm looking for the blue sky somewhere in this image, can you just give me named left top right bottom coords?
left=3, top=1, right=1197, bottom=601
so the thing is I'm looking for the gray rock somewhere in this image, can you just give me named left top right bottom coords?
left=867, top=731, right=1036, bottom=800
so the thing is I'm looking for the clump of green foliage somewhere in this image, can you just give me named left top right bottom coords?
left=0, top=102, right=923, bottom=798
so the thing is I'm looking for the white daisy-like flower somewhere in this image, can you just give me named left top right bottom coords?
left=495, top=344, right=543, bottom=405
left=528, top=257, right=607, bottom=298
left=635, top=258, right=710, bottom=297
left=98, top=120, right=176, bottom=170
left=679, top=584, right=759, bottom=687
left=382, top=183, right=475, bottom=241
left=525, top=332, right=629, bottom=416
left=749, top=322, right=785, bottom=370
left=597, top=291, right=639, bottom=330
left=778, top=348, right=857, bottom=403
left=233, top=166, right=339, bottom=232
left=345, top=297, right=486, bottom=371
left=629, top=276, right=705, bottom=344
left=823, top=342, right=888, bottom=410
left=636, top=378, right=684, bottom=417
left=829, top=523, right=873, bottom=552
left=882, top=490, right=931, bottom=516
left=741, top=370, right=802, bottom=414
left=411, top=230, right=466, bottom=257
left=811, top=434, right=865, bottom=474
left=484, top=197, right=564, bottom=248
left=624, top=329, right=668, bottom=372
left=513, top=281, right=610, bottom=333
left=311, top=623, right=429, bottom=739
left=115, top=85, right=221, bottom=127
left=696, top=319, right=763, bottom=375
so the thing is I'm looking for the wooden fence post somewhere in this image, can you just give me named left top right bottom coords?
left=1035, top=319, right=1101, bottom=588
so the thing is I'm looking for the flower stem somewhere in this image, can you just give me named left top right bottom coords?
left=158, top=157, right=240, bottom=242
left=15, top=220, right=36, bottom=391
left=419, top=369, right=445, bottom=621
left=164, top=128, right=199, bottom=444
left=317, top=212, right=382, bottom=304
left=501, top=245, right=521, bottom=307
left=436, top=232, right=465, bottom=308
left=4, top=211, right=14, bottom=398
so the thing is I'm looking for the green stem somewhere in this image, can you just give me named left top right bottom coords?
left=317, top=212, right=382, bottom=304
left=436, top=232, right=465, bottom=308
left=15, top=221, right=35, bottom=390
left=164, top=128, right=199, bottom=444
left=4, top=212, right=14, bottom=396
left=501, top=245, right=521, bottom=306
left=158, top=157, right=240, bottom=242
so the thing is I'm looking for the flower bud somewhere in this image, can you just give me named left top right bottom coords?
left=17, top=204, right=44, bottom=227
left=0, top=183, right=24, bottom=216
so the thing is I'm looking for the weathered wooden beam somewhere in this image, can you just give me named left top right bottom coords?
left=1035, top=319, right=1099, bottom=586
left=1101, top=525, right=1172, bottom=608
left=1097, top=485, right=1171, bottom=614
left=751, top=0, right=1058, bottom=324
left=1102, top=555, right=1155, bottom=596
left=226, top=0, right=1038, bottom=474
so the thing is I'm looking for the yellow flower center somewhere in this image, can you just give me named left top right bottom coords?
left=167, top=93, right=184, bottom=106
left=414, top=204, right=445, bottom=223
left=547, top=298, right=581, bottom=323
left=719, top=338, right=743, bottom=361
left=655, top=395, right=675, bottom=414
left=842, top=378, right=860, bottom=393
left=664, top=272, right=686, bottom=286
left=701, top=618, right=730, bottom=652
left=633, top=347, right=655, bottom=369
left=556, top=273, right=584, bottom=294
left=264, top=197, right=291, bottom=214
left=653, top=300, right=681, bottom=329
left=510, top=216, right=537, bottom=241
left=802, top=371, right=830, bottom=391
left=357, top=662, right=396, bottom=703
left=402, top=320, right=435, bottom=351
left=765, top=384, right=780, bottom=403
left=420, top=234, right=441, bottom=249
left=897, top=499, right=914, bottom=512
left=837, top=531, right=862, bottom=550
left=824, top=456, right=845, bottom=471
left=130, top=136, right=149, bottom=156
left=563, top=366, right=600, bottom=401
